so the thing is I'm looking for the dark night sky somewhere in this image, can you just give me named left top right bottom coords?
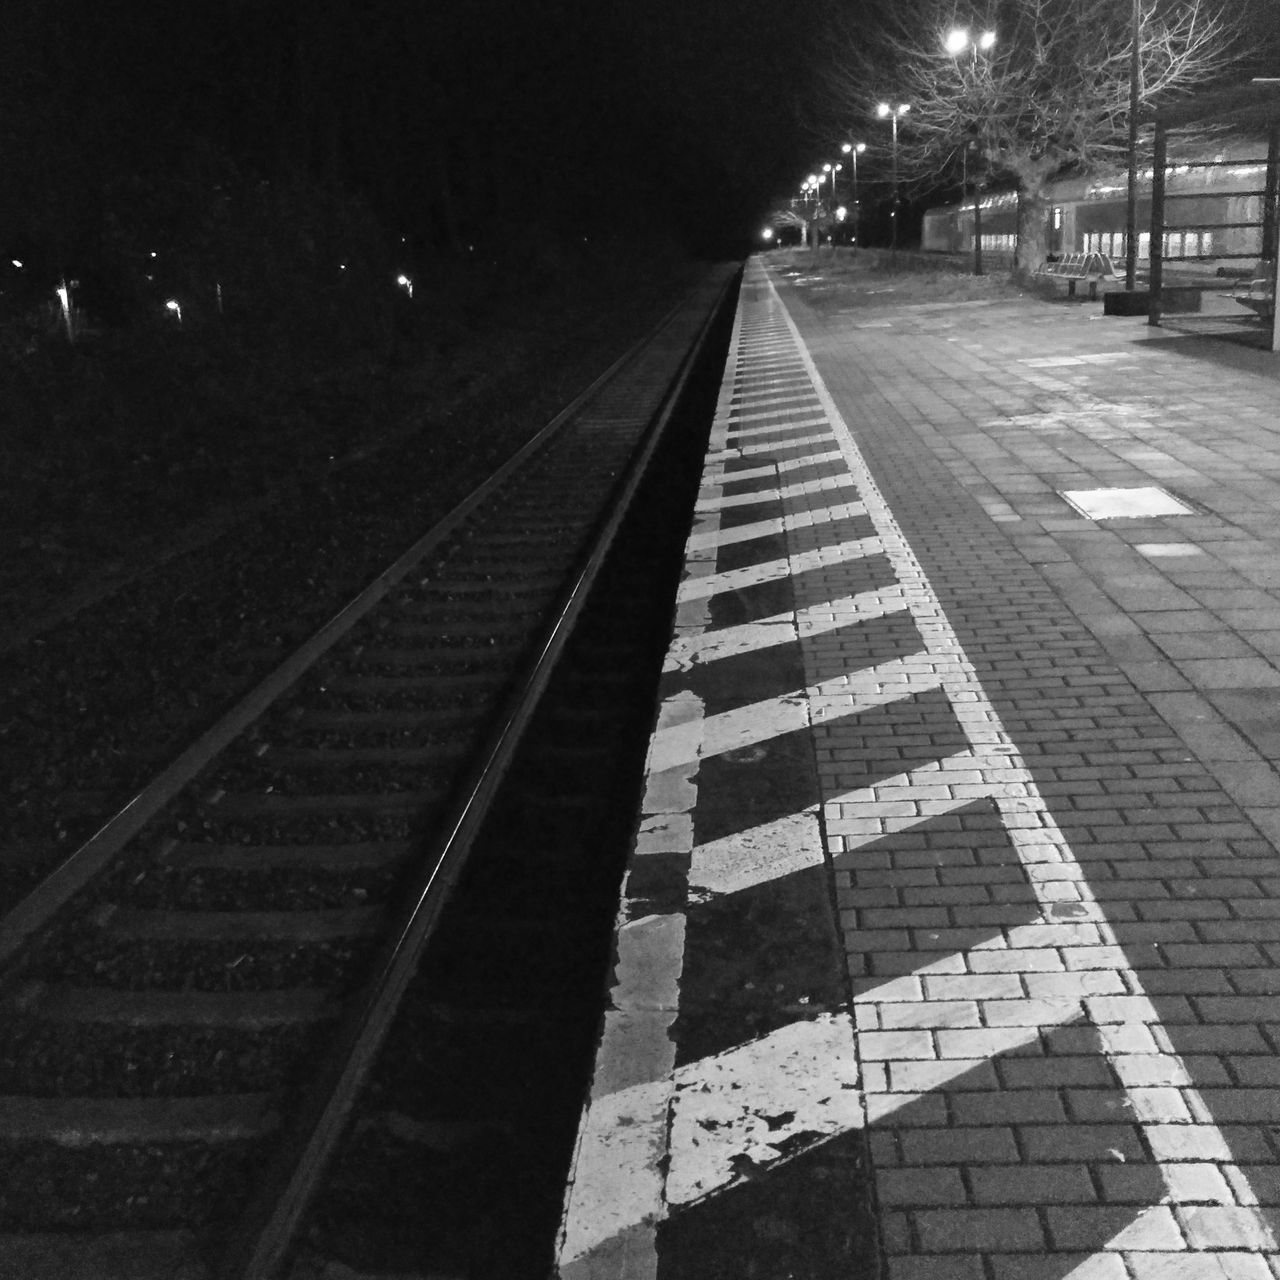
left=2, top=0, right=1277, bottom=265
left=0, top=0, right=837, bottom=260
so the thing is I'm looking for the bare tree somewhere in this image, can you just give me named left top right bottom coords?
left=824, top=0, right=1248, bottom=273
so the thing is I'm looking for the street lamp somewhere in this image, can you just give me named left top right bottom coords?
left=946, top=27, right=996, bottom=58
left=800, top=177, right=819, bottom=247
left=877, top=102, right=910, bottom=250
left=945, top=28, right=996, bottom=276
left=842, top=141, right=866, bottom=247
left=821, top=164, right=833, bottom=245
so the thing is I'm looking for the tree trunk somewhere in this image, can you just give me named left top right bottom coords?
left=1015, top=183, right=1051, bottom=279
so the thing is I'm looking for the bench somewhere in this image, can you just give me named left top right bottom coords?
left=1034, top=252, right=1120, bottom=300
left=1232, top=262, right=1275, bottom=319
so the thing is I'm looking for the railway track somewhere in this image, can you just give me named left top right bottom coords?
left=0, top=265, right=739, bottom=1279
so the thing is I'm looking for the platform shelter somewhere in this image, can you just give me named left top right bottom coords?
left=1150, top=79, right=1280, bottom=347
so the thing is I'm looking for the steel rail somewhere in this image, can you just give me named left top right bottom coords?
left=0, top=295, right=692, bottom=976
left=217, top=267, right=738, bottom=1280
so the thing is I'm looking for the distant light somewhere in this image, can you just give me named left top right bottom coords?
left=396, top=274, right=413, bottom=298
left=165, top=299, right=182, bottom=324
left=762, top=228, right=774, bottom=240
left=877, top=103, right=890, bottom=117
left=56, top=281, right=74, bottom=342
left=836, top=206, right=848, bottom=221
left=979, top=30, right=997, bottom=50
left=945, top=27, right=969, bottom=55
left=11, top=259, right=21, bottom=269
left=150, top=251, right=158, bottom=259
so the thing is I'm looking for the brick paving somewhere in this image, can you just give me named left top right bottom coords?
left=557, top=260, right=1280, bottom=1279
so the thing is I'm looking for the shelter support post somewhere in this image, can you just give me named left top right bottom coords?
left=1264, top=128, right=1280, bottom=263
left=1148, top=123, right=1166, bottom=328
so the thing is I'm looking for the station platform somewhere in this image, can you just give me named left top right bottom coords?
left=556, top=255, right=1280, bottom=1279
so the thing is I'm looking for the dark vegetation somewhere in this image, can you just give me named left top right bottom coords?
left=1, top=0, right=748, bottom=891
left=0, top=0, right=825, bottom=623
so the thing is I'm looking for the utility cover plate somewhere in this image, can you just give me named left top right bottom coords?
left=1060, top=486, right=1194, bottom=520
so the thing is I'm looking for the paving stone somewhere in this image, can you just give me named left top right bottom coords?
left=913, top=1207, right=1045, bottom=1251
left=969, top=1163, right=1096, bottom=1205
left=1044, top=1203, right=1185, bottom=1249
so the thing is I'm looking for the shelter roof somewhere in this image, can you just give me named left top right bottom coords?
left=1153, top=79, right=1280, bottom=131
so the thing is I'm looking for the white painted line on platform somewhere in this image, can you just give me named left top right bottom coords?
left=707, top=449, right=845, bottom=486
left=665, top=1013, right=862, bottom=1206
left=731, top=377, right=812, bottom=394
left=648, top=657, right=943, bottom=775
left=688, top=809, right=822, bottom=898
left=663, top=618, right=797, bottom=672
left=673, top=535, right=883, bottom=606
left=726, top=418, right=830, bottom=440
left=725, top=407, right=830, bottom=432
left=726, top=392, right=823, bottom=412
left=684, top=501, right=867, bottom=554
left=695, top=472, right=859, bottom=510
left=663, top=588, right=907, bottom=674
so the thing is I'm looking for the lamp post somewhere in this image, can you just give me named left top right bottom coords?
left=1125, top=0, right=1141, bottom=289
left=877, top=102, right=910, bottom=251
left=822, top=162, right=844, bottom=246
left=842, top=141, right=866, bottom=248
left=945, top=27, right=996, bottom=276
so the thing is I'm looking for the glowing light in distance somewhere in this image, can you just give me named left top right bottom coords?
left=762, top=228, right=774, bottom=240
left=396, top=274, right=413, bottom=298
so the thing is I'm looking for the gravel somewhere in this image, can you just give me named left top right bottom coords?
left=0, top=262, right=695, bottom=913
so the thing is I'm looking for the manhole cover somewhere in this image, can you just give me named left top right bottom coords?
left=1059, top=486, right=1195, bottom=519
